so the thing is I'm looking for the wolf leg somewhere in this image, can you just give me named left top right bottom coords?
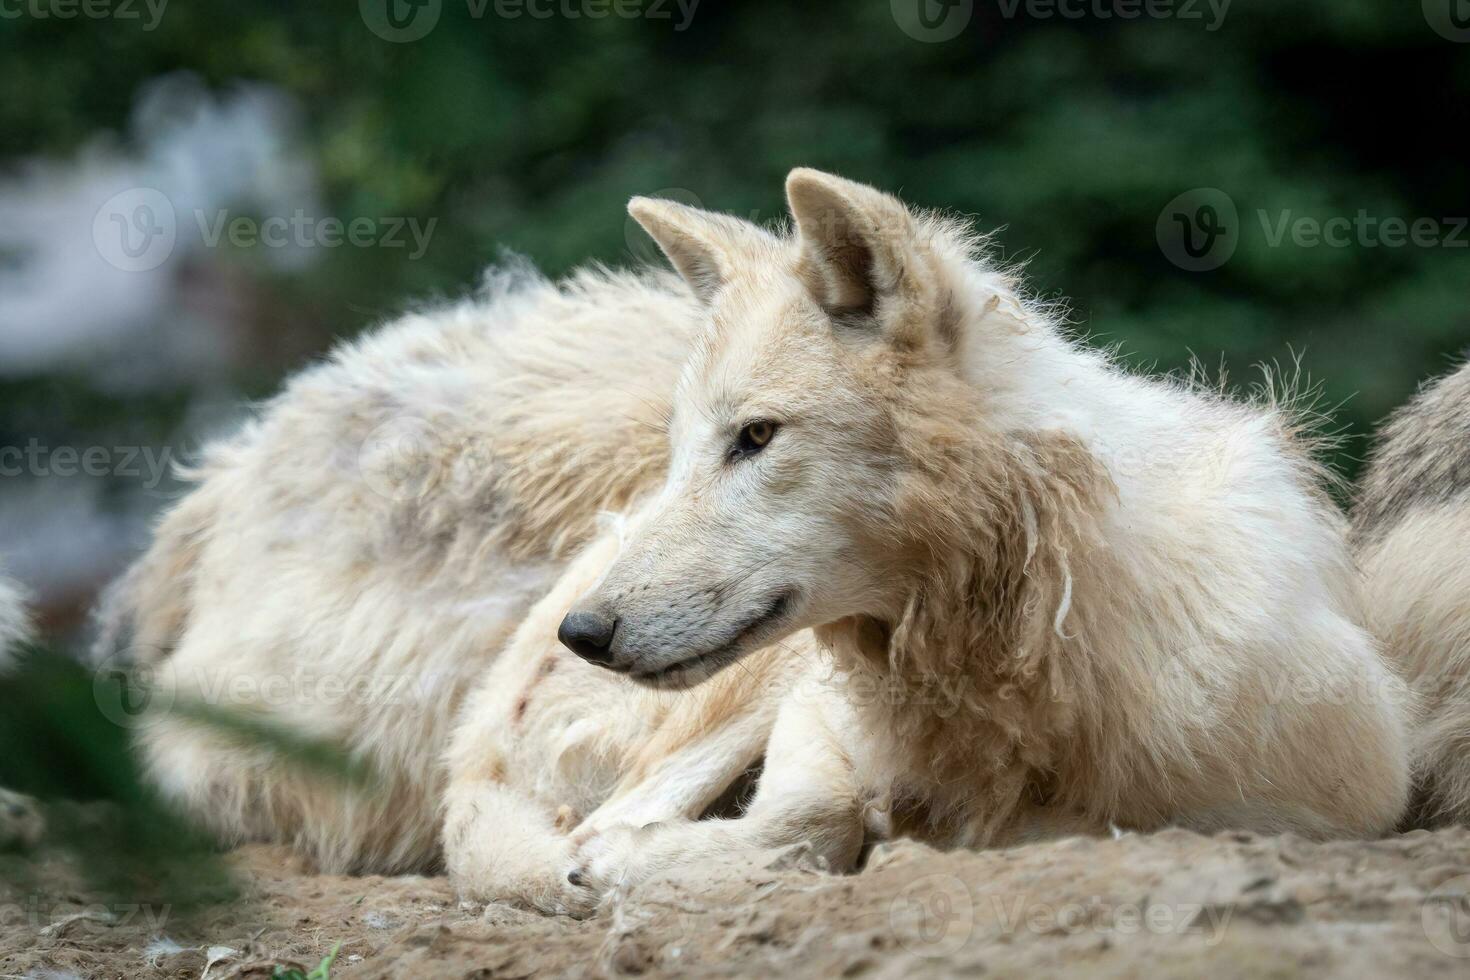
left=444, top=659, right=783, bottom=915
left=576, top=643, right=801, bottom=836
left=442, top=777, right=600, bottom=916
left=567, top=687, right=865, bottom=899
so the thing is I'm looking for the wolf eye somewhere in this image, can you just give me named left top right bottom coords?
left=733, top=420, right=779, bottom=457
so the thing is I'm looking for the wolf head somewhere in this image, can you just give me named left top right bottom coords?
left=558, top=169, right=1082, bottom=687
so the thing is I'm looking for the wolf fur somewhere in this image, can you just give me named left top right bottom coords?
left=559, top=170, right=1410, bottom=893
left=1353, top=359, right=1470, bottom=828
left=99, top=171, right=1410, bottom=914
left=96, top=260, right=798, bottom=911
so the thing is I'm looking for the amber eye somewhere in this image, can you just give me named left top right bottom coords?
left=734, top=420, right=779, bottom=457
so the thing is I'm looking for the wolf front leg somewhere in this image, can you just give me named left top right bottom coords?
left=567, top=685, right=867, bottom=899
left=575, top=641, right=801, bottom=836
left=443, top=651, right=790, bottom=916
left=442, top=684, right=782, bottom=917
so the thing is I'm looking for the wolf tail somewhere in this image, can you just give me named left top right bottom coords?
left=91, top=485, right=217, bottom=668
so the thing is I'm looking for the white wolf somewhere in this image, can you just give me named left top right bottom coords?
left=100, top=169, right=1410, bottom=915
left=1353, top=359, right=1470, bottom=828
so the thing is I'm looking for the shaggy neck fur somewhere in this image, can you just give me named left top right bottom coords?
left=815, top=244, right=1116, bottom=844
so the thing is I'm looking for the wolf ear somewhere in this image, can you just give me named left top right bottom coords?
left=628, top=198, right=772, bottom=304
left=786, top=168, right=915, bottom=320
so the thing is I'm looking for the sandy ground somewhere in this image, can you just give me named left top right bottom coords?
left=6, top=826, right=1470, bottom=979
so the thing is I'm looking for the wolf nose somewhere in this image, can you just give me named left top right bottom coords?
left=558, top=610, right=618, bottom=666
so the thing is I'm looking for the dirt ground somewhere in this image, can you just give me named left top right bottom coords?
left=6, top=826, right=1470, bottom=979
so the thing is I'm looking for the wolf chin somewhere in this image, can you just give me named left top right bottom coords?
left=98, top=169, right=1411, bottom=915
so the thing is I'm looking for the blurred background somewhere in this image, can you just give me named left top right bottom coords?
left=2, top=0, right=1467, bottom=638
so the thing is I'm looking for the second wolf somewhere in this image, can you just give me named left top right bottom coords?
left=1354, top=359, right=1470, bottom=828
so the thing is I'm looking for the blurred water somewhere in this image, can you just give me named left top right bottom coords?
left=0, top=73, right=321, bottom=633
left=0, top=72, right=319, bottom=387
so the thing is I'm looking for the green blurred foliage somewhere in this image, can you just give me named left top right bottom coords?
left=2, top=0, right=1467, bottom=472
left=0, top=647, right=235, bottom=910
left=0, top=644, right=375, bottom=908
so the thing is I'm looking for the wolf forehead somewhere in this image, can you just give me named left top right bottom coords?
left=672, top=314, right=874, bottom=416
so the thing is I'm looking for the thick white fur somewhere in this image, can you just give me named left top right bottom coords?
left=564, top=170, right=1412, bottom=891
left=100, top=171, right=1411, bottom=914
left=1358, top=505, right=1470, bottom=826
left=1353, top=361, right=1470, bottom=827
left=98, top=259, right=798, bottom=910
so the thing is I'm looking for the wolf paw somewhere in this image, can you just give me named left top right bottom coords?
left=565, top=823, right=657, bottom=899
left=0, top=789, right=44, bottom=851
left=452, top=858, right=603, bottom=919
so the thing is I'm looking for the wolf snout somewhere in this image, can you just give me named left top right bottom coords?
left=558, top=608, right=620, bottom=668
